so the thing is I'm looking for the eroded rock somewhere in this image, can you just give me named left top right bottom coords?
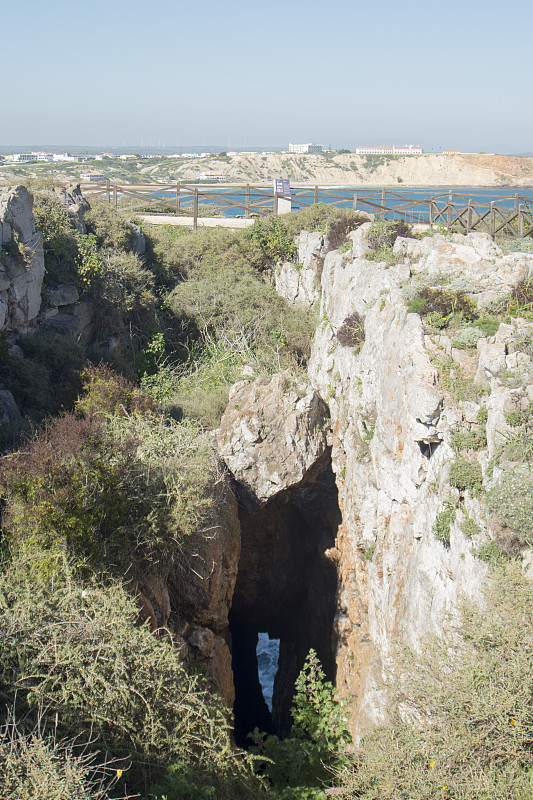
left=217, top=372, right=330, bottom=507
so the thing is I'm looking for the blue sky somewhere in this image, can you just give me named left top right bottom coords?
left=3, top=0, right=532, bottom=152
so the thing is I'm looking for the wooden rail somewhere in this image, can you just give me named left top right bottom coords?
left=79, top=182, right=533, bottom=238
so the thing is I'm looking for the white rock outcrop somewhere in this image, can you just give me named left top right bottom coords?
left=303, top=229, right=533, bottom=741
left=217, top=372, right=330, bottom=507
left=0, top=186, right=45, bottom=330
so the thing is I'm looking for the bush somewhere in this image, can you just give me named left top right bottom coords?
left=407, top=287, right=477, bottom=328
left=433, top=504, right=456, bottom=545
left=243, top=216, right=297, bottom=263
left=85, top=200, right=134, bottom=250
left=144, top=224, right=267, bottom=289
left=0, top=566, right=256, bottom=798
left=336, top=312, right=365, bottom=351
left=365, top=219, right=414, bottom=262
left=167, top=269, right=313, bottom=367
left=0, top=719, right=120, bottom=800
left=338, top=565, right=533, bottom=800
left=282, top=204, right=365, bottom=244
left=449, top=458, right=483, bottom=495
left=0, top=365, right=223, bottom=582
left=90, top=248, right=158, bottom=338
left=486, top=470, right=533, bottom=548
left=250, top=650, right=351, bottom=791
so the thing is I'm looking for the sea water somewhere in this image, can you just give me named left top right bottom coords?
left=149, top=186, right=533, bottom=221
left=256, top=633, right=280, bottom=711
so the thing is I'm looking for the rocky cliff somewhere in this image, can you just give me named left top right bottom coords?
left=218, top=224, right=533, bottom=743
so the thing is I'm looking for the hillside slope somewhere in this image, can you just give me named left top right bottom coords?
left=1, top=153, right=532, bottom=187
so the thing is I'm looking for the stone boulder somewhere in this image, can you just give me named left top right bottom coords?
left=52, top=184, right=91, bottom=234
left=0, top=186, right=45, bottom=330
left=216, top=372, right=331, bottom=507
left=46, top=284, right=79, bottom=307
left=0, top=390, right=21, bottom=425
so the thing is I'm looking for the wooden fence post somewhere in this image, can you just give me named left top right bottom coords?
left=515, top=193, right=519, bottom=212
left=490, top=202, right=495, bottom=236
left=273, top=192, right=279, bottom=215
left=106, top=180, right=111, bottom=204
left=176, top=182, right=180, bottom=215
left=314, top=185, right=319, bottom=205
left=519, top=204, right=524, bottom=238
left=193, top=188, right=199, bottom=230
left=381, top=188, right=386, bottom=218
left=447, top=191, right=453, bottom=229
left=429, top=199, right=434, bottom=226
left=113, top=185, right=118, bottom=209
left=245, top=184, right=250, bottom=218
left=467, top=200, right=473, bottom=233
left=353, top=193, right=358, bottom=211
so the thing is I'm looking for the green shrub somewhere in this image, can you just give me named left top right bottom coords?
left=474, top=540, right=506, bottom=566
left=433, top=503, right=456, bottom=545
left=461, top=515, right=482, bottom=538
left=365, top=219, right=414, bottom=263
left=282, top=204, right=365, bottom=244
left=433, top=355, right=488, bottom=403
left=451, top=426, right=487, bottom=453
left=449, top=458, right=483, bottom=495
left=243, top=216, right=297, bottom=262
left=0, top=567, right=256, bottom=798
left=336, top=312, right=365, bottom=351
left=363, top=544, right=376, bottom=561
left=0, top=366, right=223, bottom=581
left=452, top=326, right=485, bottom=350
left=250, top=650, right=351, bottom=791
left=407, top=287, right=477, bottom=328
left=503, top=278, right=533, bottom=320
left=338, top=565, right=533, bottom=800
left=486, top=470, right=533, bottom=548
left=85, top=200, right=134, bottom=250
left=90, top=248, right=158, bottom=338
left=167, top=269, right=313, bottom=367
left=143, top=224, right=268, bottom=290
left=0, top=720, right=119, bottom=800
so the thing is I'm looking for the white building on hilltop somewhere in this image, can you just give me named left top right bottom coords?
left=288, top=142, right=323, bottom=154
left=355, top=145, right=423, bottom=155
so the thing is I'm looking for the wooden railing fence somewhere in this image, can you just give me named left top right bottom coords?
left=79, top=182, right=533, bottom=238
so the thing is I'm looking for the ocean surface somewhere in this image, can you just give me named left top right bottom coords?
left=257, top=633, right=280, bottom=711
left=145, top=185, right=533, bottom=222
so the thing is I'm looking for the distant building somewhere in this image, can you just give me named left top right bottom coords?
left=80, top=172, right=106, bottom=183
left=355, top=145, right=423, bottom=155
left=288, top=143, right=323, bottom=154
left=198, top=173, right=227, bottom=181
left=442, top=149, right=462, bottom=155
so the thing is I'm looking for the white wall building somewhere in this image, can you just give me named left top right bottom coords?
left=288, top=142, right=323, bottom=154
left=355, top=145, right=423, bottom=155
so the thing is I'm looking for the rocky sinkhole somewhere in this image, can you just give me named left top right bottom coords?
left=229, top=462, right=340, bottom=747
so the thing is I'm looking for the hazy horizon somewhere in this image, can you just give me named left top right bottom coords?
left=3, top=0, right=532, bottom=154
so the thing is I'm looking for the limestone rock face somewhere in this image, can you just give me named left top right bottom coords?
left=51, top=184, right=91, bottom=233
left=305, top=229, right=533, bottom=742
left=216, top=372, right=330, bottom=507
left=274, top=231, right=326, bottom=309
left=0, top=390, right=21, bottom=425
left=0, top=186, right=45, bottom=330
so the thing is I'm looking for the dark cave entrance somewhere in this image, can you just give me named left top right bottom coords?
left=229, top=461, right=341, bottom=747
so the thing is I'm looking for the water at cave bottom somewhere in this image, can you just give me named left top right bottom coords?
left=256, top=633, right=280, bottom=711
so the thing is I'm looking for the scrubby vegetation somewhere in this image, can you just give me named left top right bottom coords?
left=2, top=191, right=533, bottom=799
left=338, top=565, right=533, bottom=800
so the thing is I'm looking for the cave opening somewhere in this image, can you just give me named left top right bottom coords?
left=229, top=460, right=341, bottom=748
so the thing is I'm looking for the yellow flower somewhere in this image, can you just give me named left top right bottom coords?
left=430, top=761, right=436, bottom=768
left=116, top=769, right=123, bottom=779
left=510, top=719, right=517, bottom=725
left=443, top=787, right=447, bottom=791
